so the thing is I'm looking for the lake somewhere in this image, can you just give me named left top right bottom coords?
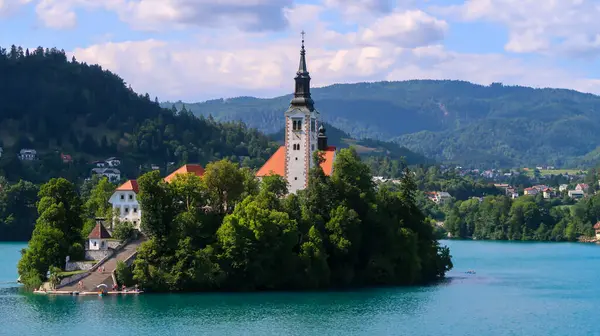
left=1, top=240, right=599, bottom=335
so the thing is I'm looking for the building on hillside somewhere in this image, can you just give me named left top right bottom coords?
left=576, top=183, right=589, bottom=193
left=91, top=167, right=121, bottom=183
left=559, top=184, right=569, bottom=192
left=88, top=221, right=111, bottom=250
left=523, top=187, right=538, bottom=196
left=61, top=153, right=72, bottom=163
left=109, top=164, right=205, bottom=230
left=19, top=149, right=37, bottom=160
left=510, top=192, right=519, bottom=199
left=255, top=35, right=336, bottom=194
left=434, top=191, right=452, bottom=204
left=568, top=189, right=585, bottom=200
left=594, top=222, right=600, bottom=239
left=109, top=179, right=141, bottom=229
left=106, top=157, right=121, bottom=167
left=542, top=188, right=554, bottom=199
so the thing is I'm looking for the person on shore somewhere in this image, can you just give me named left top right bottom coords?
left=134, top=284, right=139, bottom=292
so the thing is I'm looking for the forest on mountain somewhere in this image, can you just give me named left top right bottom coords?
left=0, top=45, right=277, bottom=183
left=167, top=80, right=600, bottom=168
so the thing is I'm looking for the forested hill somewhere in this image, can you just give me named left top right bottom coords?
left=165, top=81, right=600, bottom=168
left=0, top=45, right=277, bottom=182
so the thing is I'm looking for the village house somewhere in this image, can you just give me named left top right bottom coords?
left=568, top=189, right=585, bottom=200
left=524, top=187, right=538, bottom=196
left=428, top=191, right=452, bottom=205
left=91, top=167, right=121, bottom=183
left=594, top=222, right=600, bottom=240
left=559, top=184, right=569, bottom=192
left=109, top=164, right=205, bottom=229
left=542, top=188, right=554, bottom=199
left=576, top=183, right=589, bottom=193
left=106, top=157, right=121, bottom=167
left=255, top=38, right=336, bottom=194
left=61, top=153, right=72, bottom=163
left=19, top=149, right=37, bottom=160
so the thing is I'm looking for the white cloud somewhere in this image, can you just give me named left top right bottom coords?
left=324, top=0, right=394, bottom=14
left=438, top=0, right=600, bottom=56
left=28, top=0, right=293, bottom=31
left=0, top=0, right=32, bottom=17
left=358, top=10, right=447, bottom=47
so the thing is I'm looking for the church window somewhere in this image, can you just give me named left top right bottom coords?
left=120, top=194, right=124, bottom=200
left=295, top=177, right=298, bottom=180
left=129, top=194, right=133, bottom=200
left=312, top=144, right=315, bottom=151
left=311, top=118, right=316, bottom=132
left=292, top=118, right=302, bottom=131
left=295, top=157, right=298, bottom=160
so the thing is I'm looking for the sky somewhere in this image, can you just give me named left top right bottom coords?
left=2, top=0, right=600, bottom=102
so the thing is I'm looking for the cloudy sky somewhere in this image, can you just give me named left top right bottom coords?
left=3, top=0, right=600, bottom=102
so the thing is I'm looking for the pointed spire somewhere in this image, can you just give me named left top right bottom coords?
left=298, top=30, right=308, bottom=75
left=291, top=30, right=314, bottom=110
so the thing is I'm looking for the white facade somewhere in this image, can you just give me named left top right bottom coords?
left=285, top=109, right=320, bottom=194
left=19, top=149, right=37, bottom=160
left=88, top=238, right=108, bottom=250
left=106, top=157, right=121, bottom=167
left=108, top=190, right=141, bottom=229
left=91, top=168, right=121, bottom=183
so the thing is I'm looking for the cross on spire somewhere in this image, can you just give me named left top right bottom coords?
left=301, top=30, right=305, bottom=48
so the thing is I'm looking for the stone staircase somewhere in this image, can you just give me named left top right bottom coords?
left=60, top=237, right=145, bottom=292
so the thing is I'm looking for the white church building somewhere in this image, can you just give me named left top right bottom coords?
left=256, top=36, right=336, bottom=193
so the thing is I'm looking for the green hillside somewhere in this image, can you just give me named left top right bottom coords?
left=0, top=45, right=277, bottom=183
left=165, top=80, right=600, bottom=167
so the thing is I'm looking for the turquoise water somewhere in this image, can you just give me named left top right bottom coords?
left=2, top=240, right=600, bottom=335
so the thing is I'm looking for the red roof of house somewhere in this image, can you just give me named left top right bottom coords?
left=61, top=153, right=72, bottom=160
left=88, top=222, right=111, bottom=239
left=116, top=179, right=139, bottom=193
left=594, top=222, right=600, bottom=230
left=256, top=146, right=336, bottom=177
left=164, top=164, right=205, bottom=183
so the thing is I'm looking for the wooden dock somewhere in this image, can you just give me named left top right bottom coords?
left=34, top=290, right=143, bottom=296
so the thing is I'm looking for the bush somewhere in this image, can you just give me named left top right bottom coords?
left=115, top=260, right=134, bottom=287
left=112, top=221, right=134, bottom=242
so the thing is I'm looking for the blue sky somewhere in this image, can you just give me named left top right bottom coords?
left=2, top=0, right=600, bottom=101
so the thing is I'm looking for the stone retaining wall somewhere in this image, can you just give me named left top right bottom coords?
left=65, top=261, right=94, bottom=272
left=85, top=250, right=111, bottom=261
left=58, top=272, right=89, bottom=287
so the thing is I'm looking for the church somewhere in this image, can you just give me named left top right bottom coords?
left=256, top=35, right=336, bottom=194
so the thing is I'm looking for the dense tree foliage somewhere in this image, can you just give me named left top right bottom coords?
left=0, top=45, right=277, bottom=183
left=131, top=149, right=452, bottom=292
left=17, top=178, right=85, bottom=288
left=443, top=194, right=597, bottom=241
left=0, top=177, right=38, bottom=241
left=166, top=80, right=600, bottom=167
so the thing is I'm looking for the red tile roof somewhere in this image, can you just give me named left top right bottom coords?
left=164, top=164, right=205, bottom=183
left=116, top=179, right=139, bottom=193
left=88, top=222, right=111, bottom=239
left=594, top=222, right=600, bottom=230
left=256, top=146, right=336, bottom=177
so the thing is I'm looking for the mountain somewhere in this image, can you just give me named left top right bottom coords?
left=0, top=45, right=277, bottom=183
left=164, top=80, right=600, bottom=168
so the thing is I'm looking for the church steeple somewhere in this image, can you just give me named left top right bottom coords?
left=291, top=31, right=314, bottom=110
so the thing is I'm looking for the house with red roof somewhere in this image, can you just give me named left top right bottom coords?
left=594, top=222, right=600, bottom=239
left=109, top=164, right=205, bottom=230
left=60, top=153, right=72, bottom=163
left=255, top=38, right=336, bottom=193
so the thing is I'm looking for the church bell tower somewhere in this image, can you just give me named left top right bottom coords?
left=284, top=32, right=320, bottom=194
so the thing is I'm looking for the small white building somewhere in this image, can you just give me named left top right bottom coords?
left=88, top=221, right=111, bottom=250
left=434, top=191, right=452, bottom=204
left=568, top=189, right=585, bottom=200
left=559, top=184, right=569, bottom=192
left=91, top=168, right=121, bottom=183
left=19, top=149, right=37, bottom=160
left=109, top=180, right=141, bottom=229
left=106, top=157, right=121, bottom=167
